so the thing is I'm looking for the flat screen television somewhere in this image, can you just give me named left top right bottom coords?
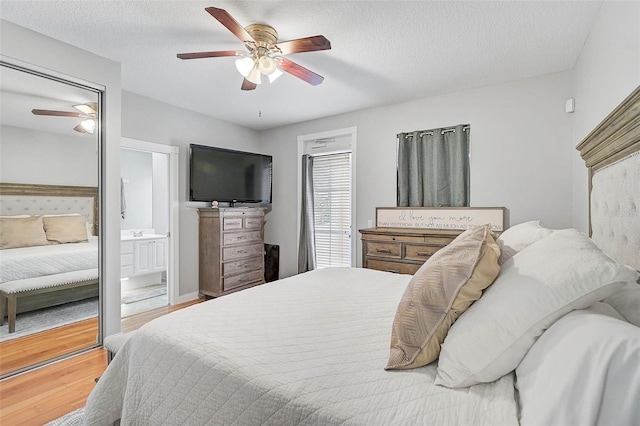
left=189, top=144, right=272, bottom=204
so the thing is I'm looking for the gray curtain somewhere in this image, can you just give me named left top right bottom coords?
left=298, top=155, right=317, bottom=273
left=397, top=124, right=470, bottom=207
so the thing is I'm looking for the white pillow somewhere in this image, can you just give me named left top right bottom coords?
left=516, top=302, right=640, bottom=426
left=496, top=220, right=554, bottom=265
left=435, top=228, right=639, bottom=388
left=604, top=281, right=640, bottom=326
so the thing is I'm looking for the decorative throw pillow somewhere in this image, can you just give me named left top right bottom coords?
left=0, top=215, right=48, bottom=249
left=496, top=220, right=554, bottom=265
left=385, top=224, right=500, bottom=370
left=435, top=228, right=639, bottom=388
left=43, top=215, right=89, bottom=243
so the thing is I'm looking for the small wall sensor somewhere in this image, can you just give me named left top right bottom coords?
left=565, top=98, right=575, bottom=113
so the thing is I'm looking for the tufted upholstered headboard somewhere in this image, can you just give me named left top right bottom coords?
left=577, top=85, right=640, bottom=271
left=0, top=182, right=98, bottom=235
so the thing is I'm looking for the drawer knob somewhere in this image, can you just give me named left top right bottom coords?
left=416, top=251, right=432, bottom=257
left=385, top=269, right=400, bottom=273
left=376, top=248, right=392, bottom=253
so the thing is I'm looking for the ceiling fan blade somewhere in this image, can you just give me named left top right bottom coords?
left=205, top=7, right=255, bottom=44
left=32, top=109, right=82, bottom=118
left=277, top=58, right=324, bottom=86
left=241, top=79, right=257, bottom=91
left=276, top=35, right=331, bottom=55
left=177, top=50, right=245, bottom=60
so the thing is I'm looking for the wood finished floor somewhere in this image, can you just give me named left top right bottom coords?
left=0, top=298, right=202, bottom=426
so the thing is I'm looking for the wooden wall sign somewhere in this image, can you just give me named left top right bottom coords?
left=376, top=207, right=506, bottom=231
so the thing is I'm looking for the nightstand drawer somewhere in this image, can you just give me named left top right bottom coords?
left=364, top=241, right=402, bottom=259
left=366, top=259, right=420, bottom=275
left=223, top=243, right=263, bottom=261
left=404, top=244, right=444, bottom=261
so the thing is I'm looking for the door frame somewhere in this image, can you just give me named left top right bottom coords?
left=121, top=137, right=180, bottom=305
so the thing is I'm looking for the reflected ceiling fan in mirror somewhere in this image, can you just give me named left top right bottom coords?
left=177, top=7, right=331, bottom=91
left=31, top=102, right=97, bottom=134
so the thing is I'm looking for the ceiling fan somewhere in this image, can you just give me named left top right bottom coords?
left=177, top=7, right=331, bottom=91
left=31, top=103, right=97, bottom=134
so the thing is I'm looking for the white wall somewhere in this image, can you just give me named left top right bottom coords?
left=1, top=19, right=122, bottom=337
left=261, top=72, right=574, bottom=278
left=571, top=1, right=640, bottom=233
left=120, top=90, right=262, bottom=298
left=0, top=125, right=98, bottom=186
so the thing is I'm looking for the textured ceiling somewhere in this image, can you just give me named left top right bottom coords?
left=0, top=1, right=603, bottom=130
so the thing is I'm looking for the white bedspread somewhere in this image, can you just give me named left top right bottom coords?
left=86, top=267, right=518, bottom=425
left=0, top=240, right=98, bottom=284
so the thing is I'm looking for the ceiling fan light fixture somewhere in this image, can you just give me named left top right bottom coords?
left=79, top=118, right=96, bottom=134
left=235, top=56, right=254, bottom=77
left=267, top=68, right=283, bottom=83
left=246, top=64, right=262, bottom=85
left=258, top=56, right=277, bottom=75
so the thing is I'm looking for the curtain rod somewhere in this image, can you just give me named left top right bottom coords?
left=404, top=126, right=470, bottom=138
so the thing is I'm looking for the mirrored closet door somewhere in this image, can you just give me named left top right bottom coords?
left=0, top=62, right=102, bottom=378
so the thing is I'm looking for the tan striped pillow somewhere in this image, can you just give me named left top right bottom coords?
left=385, top=224, right=500, bottom=370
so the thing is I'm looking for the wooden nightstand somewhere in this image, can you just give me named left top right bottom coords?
left=359, top=227, right=463, bottom=274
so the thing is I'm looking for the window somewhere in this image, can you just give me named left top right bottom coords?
left=312, top=152, right=352, bottom=268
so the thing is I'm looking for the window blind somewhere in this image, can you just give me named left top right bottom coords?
left=312, top=152, right=352, bottom=268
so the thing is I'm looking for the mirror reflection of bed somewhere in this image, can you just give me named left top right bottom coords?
left=120, top=148, right=169, bottom=317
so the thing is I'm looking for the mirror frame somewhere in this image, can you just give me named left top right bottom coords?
left=0, top=58, right=105, bottom=377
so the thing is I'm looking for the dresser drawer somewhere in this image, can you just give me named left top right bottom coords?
left=404, top=244, right=444, bottom=261
left=422, top=236, right=457, bottom=245
left=366, top=259, right=420, bottom=275
left=223, top=230, right=262, bottom=245
left=223, top=269, right=263, bottom=291
left=364, top=241, right=402, bottom=259
left=223, top=243, right=263, bottom=261
left=244, top=216, right=263, bottom=229
left=223, top=217, right=243, bottom=230
left=223, top=256, right=262, bottom=275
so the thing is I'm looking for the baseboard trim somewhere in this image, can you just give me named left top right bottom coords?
left=174, top=291, right=199, bottom=305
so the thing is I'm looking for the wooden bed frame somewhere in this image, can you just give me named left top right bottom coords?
left=0, top=183, right=100, bottom=333
left=576, top=85, right=640, bottom=237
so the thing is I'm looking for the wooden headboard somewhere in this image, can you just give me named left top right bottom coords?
left=577, top=85, right=640, bottom=270
left=0, top=182, right=99, bottom=235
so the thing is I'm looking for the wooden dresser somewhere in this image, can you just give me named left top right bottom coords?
left=198, top=208, right=265, bottom=297
left=359, top=227, right=463, bottom=274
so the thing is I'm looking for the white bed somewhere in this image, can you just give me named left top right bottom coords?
left=85, top=87, right=640, bottom=425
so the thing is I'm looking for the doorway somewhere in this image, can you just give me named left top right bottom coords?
left=297, top=127, right=357, bottom=268
left=120, top=138, right=179, bottom=319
